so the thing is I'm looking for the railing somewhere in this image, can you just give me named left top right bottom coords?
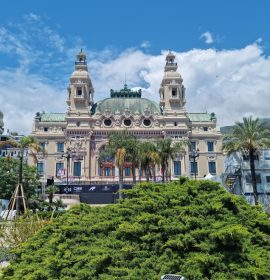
left=166, top=62, right=177, bottom=66
left=224, top=164, right=241, bottom=175
left=75, top=61, right=87, bottom=65
left=53, top=194, right=80, bottom=201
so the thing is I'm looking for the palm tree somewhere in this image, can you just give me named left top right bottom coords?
left=149, top=150, right=160, bottom=182
left=125, top=136, right=140, bottom=184
left=222, top=116, right=270, bottom=205
left=45, top=185, right=59, bottom=211
left=138, top=141, right=160, bottom=182
left=156, top=138, right=186, bottom=183
left=115, top=147, right=126, bottom=199
left=102, top=132, right=133, bottom=199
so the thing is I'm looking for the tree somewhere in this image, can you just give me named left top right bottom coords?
left=156, top=138, right=186, bottom=183
left=222, top=116, right=270, bottom=205
left=138, top=141, right=160, bottom=182
left=101, top=132, right=139, bottom=197
left=125, top=136, right=140, bottom=184
left=0, top=157, right=39, bottom=200
left=0, top=136, right=42, bottom=211
left=3, top=180, right=270, bottom=279
left=115, top=147, right=126, bottom=199
left=0, top=136, right=42, bottom=184
left=45, top=185, right=59, bottom=211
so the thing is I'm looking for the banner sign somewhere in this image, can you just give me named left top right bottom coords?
left=59, top=184, right=133, bottom=194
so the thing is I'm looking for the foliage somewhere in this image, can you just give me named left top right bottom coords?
left=101, top=132, right=139, bottom=198
left=156, top=138, right=186, bottom=183
left=0, top=212, right=54, bottom=252
left=138, top=141, right=160, bottom=182
left=45, top=185, right=60, bottom=211
left=0, top=157, right=40, bottom=200
left=223, top=116, right=270, bottom=205
left=2, top=180, right=270, bottom=279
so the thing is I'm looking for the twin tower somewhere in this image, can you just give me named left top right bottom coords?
left=66, top=50, right=187, bottom=118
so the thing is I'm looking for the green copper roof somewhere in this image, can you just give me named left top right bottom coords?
left=110, top=84, right=142, bottom=98
left=39, top=113, right=66, bottom=122
left=188, top=113, right=216, bottom=122
left=92, top=98, right=162, bottom=115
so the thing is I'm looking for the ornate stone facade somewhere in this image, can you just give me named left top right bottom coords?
left=31, top=50, right=223, bottom=184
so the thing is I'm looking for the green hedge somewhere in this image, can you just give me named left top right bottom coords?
left=2, top=180, right=270, bottom=279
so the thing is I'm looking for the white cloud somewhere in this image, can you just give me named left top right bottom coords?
left=0, top=69, right=66, bottom=134
left=89, top=43, right=270, bottom=131
left=200, top=31, right=214, bottom=44
left=140, top=41, right=151, bottom=49
left=1, top=15, right=270, bottom=135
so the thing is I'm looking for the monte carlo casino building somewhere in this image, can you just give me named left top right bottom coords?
left=31, top=50, right=223, bottom=198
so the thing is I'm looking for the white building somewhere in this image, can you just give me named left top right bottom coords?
left=30, top=50, right=224, bottom=203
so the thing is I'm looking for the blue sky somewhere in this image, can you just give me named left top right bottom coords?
left=1, top=0, right=269, bottom=55
left=0, top=0, right=270, bottom=134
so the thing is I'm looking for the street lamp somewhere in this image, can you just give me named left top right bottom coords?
left=189, top=148, right=199, bottom=180
left=62, top=148, right=72, bottom=191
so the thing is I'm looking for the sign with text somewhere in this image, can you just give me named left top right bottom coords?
left=59, top=184, right=132, bottom=194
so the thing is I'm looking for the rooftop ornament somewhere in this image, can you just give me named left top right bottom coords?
left=110, top=84, right=142, bottom=98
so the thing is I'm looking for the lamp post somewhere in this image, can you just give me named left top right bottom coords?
left=189, top=148, right=199, bottom=180
left=62, top=148, right=72, bottom=191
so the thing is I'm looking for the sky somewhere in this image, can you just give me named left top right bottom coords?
left=0, top=0, right=270, bottom=135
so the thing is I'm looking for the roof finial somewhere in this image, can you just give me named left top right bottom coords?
left=124, top=73, right=127, bottom=86
left=81, top=48, right=83, bottom=52
left=169, top=49, right=171, bottom=53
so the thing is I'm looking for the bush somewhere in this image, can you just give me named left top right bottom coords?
left=2, top=180, right=270, bottom=279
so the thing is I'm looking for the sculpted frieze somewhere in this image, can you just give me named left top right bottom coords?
left=124, top=108, right=131, bottom=117
left=95, top=120, right=101, bottom=127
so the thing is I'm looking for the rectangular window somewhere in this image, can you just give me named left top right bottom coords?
left=112, top=167, right=115, bottom=176
left=44, top=127, right=48, bottom=132
left=104, top=167, right=111, bottom=176
left=172, top=88, right=177, bottom=97
left=174, top=161, right=181, bottom=176
left=245, top=173, right=261, bottom=183
left=264, top=151, right=270, bottom=160
left=37, top=162, right=44, bottom=175
left=243, top=155, right=259, bottom=161
left=56, top=162, right=64, bottom=177
left=190, top=162, right=198, bottom=175
left=73, top=162, right=81, bottom=177
left=125, top=167, right=131, bottom=176
left=208, top=162, right=216, bottom=174
left=266, top=176, right=270, bottom=183
left=77, top=87, right=82, bottom=96
left=57, top=142, right=64, bottom=153
left=207, top=141, right=214, bottom=152
left=98, top=165, right=103, bottom=176
left=203, top=127, right=208, bottom=131
left=39, top=142, right=46, bottom=150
